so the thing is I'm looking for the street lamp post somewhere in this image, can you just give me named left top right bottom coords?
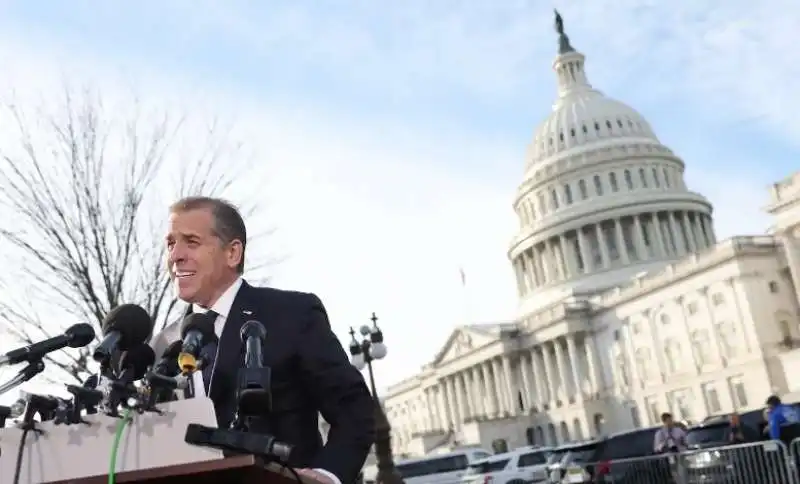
left=348, top=313, right=405, bottom=484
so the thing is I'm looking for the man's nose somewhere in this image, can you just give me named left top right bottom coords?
left=168, top=245, right=187, bottom=264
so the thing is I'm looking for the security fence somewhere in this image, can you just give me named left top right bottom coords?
left=552, top=439, right=800, bottom=483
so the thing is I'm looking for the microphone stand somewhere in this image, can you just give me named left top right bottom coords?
left=0, top=404, right=11, bottom=427
left=0, top=359, right=46, bottom=398
left=184, top=321, right=292, bottom=463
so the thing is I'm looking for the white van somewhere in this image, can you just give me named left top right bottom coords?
left=396, top=448, right=493, bottom=483
left=461, top=446, right=552, bottom=484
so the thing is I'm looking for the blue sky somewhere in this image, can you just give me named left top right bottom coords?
left=0, top=1, right=797, bottom=397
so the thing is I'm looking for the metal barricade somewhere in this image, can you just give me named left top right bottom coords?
left=589, top=453, right=676, bottom=483
left=566, top=441, right=797, bottom=484
left=680, top=441, right=796, bottom=484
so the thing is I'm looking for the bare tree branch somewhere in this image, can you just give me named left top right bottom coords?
left=0, top=84, right=277, bottom=384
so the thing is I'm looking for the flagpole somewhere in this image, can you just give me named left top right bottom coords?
left=459, top=266, right=470, bottom=324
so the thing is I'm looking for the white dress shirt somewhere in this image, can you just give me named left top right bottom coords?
left=190, top=277, right=341, bottom=484
left=189, top=276, right=243, bottom=397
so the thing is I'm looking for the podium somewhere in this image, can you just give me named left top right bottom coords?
left=43, top=455, right=323, bottom=483
left=0, top=398, right=321, bottom=484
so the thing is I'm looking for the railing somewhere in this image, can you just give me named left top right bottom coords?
left=550, top=439, right=800, bottom=483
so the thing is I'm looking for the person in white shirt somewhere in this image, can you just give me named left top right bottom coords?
left=653, top=412, right=688, bottom=453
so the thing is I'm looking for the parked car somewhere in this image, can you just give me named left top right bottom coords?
left=461, top=446, right=552, bottom=484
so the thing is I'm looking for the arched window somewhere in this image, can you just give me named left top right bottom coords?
left=624, top=169, right=634, bottom=189
left=593, top=175, right=603, bottom=195
left=609, top=172, right=619, bottom=192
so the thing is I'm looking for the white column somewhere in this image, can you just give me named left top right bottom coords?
left=502, top=355, right=517, bottom=415
left=454, top=374, right=467, bottom=424
left=615, top=218, right=630, bottom=264
left=596, top=223, right=611, bottom=268
left=519, top=352, right=534, bottom=410
left=561, top=234, right=578, bottom=278
left=470, top=367, right=484, bottom=417
left=681, top=213, right=697, bottom=252
left=577, top=227, right=592, bottom=273
left=492, top=358, right=510, bottom=415
left=481, top=362, right=497, bottom=417
left=536, top=244, right=550, bottom=285
left=542, top=343, right=559, bottom=406
left=447, top=376, right=460, bottom=426
left=781, top=231, right=800, bottom=307
left=553, top=338, right=572, bottom=402
left=531, top=348, right=547, bottom=407
left=668, top=211, right=685, bottom=255
left=651, top=213, right=668, bottom=256
left=439, top=380, right=452, bottom=429
left=423, top=388, right=435, bottom=430
left=525, top=250, right=537, bottom=290
left=584, top=335, right=601, bottom=395
left=633, top=215, right=648, bottom=260
left=566, top=335, right=584, bottom=402
left=691, top=215, right=705, bottom=250
left=545, top=239, right=559, bottom=281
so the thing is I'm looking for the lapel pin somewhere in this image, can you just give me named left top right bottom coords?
left=243, top=310, right=253, bottom=315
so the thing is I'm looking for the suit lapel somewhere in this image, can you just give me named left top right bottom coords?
left=208, top=280, right=260, bottom=399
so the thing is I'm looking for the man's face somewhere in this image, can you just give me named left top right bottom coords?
left=663, top=416, right=673, bottom=427
left=165, top=208, right=240, bottom=306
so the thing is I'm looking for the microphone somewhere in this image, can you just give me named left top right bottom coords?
left=178, top=313, right=217, bottom=373
left=117, top=344, right=156, bottom=383
left=103, top=343, right=155, bottom=413
left=241, top=320, right=267, bottom=369
left=145, top=341, right=190, bottom=398
left=235, top=320, right=272, bottom=421
left=92, top=304, right=153, bottom=367
left=154, top=340, right=183, bottom=377
left=0, top=323, right=95, bottom=367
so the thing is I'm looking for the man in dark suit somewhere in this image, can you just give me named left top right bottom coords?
left=151, top=196, right=375, bottom=484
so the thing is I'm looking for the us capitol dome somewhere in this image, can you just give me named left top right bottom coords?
left=508, top=11, right=715, bottom=316
left=378, top=10, right=800, bottom=462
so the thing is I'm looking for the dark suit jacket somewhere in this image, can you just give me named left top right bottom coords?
left=163, top=281, right=375, bottom=483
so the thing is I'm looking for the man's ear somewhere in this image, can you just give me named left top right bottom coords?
left=227, top=239, right=244, bottom=269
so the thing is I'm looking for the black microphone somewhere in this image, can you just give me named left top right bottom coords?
left=0, top=323, right=95, bottom=367
left=178, top=313, right=217, bottom=373
left=241, top=320, right=267, bottom=369
left=116, top=344, right=156, bottom=383
left=103, top=344, right=155, bottom=413
left=235, top=320, right=272, bottom=419
left=92, top=304, right=153, bottom=367
left=145, top=340, right=190, bottom=397
left=20, top=393, right=62, bottom=423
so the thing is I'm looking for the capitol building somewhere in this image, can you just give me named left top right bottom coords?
left=382, top=15, right=800, bottom=457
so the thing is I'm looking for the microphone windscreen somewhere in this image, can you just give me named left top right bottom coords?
left=180, top=313, right=217, bottom=340
left=162, top=340, right=184, bottom=359
left=102, top=304, right=153, bottom=350
left=65, top=323, right=96, bottom=347
left=240, top=320, right=266, bottom=342
left=119, top=344, right=156, bottom=380
left=157, top=340, right=184, bottom=375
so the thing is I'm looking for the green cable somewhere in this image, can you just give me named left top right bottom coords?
left=108, top=408, right=133, bottom=484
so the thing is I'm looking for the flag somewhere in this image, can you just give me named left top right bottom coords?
left=459, top=267, right=466, bottom=287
